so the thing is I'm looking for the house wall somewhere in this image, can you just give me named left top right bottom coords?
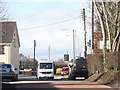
left=93, top=31, right=110, bottom=54
left=11, top=45, right=19, bottom=74
left=0, top=45, right=19, bottom=74
left=11, top=29, right=20, bottom=74
left=0, top=45, right=11, bottom=63
left=0, top=25, right=20, bottom=74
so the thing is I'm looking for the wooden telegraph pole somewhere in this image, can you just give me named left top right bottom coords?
left=33, top=40, right=36, bottom=75
left=82, top=8, right=87, bottom=58
left=91, top=0, right=94, bottom=54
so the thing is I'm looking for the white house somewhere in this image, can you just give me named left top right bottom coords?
left=0, top=21, right=20, bottom=74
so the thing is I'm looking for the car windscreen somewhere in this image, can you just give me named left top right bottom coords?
left=0, top=64, right=11, bottom=69
left=40, top=63, right=52, bottom=69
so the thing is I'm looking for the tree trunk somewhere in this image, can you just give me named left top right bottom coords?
left=93, top=0, right=107, bottom=72
left=112, top=2, right=120, bottom=52
left=116, top=2, right=120, bottom=51
left=101, top=0, right=112, bottom=52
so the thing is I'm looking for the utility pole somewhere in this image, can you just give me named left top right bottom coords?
left=76, top=36, right=80, bottom=57
left=33, top=40, right=36, bottom=75
left=82, top=8, right=87, bottom=58
left=73, top=30, right=76, bottom=60
left=0, top=23, right=2, bottom=43
left=48, top=45, right=50, bottom=60
left=61, top=29, right=76, bottom=60
left=91, top=0, right=94, bottom=54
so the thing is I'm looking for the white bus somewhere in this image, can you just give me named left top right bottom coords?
left=37, top=59, right=54, bottom=79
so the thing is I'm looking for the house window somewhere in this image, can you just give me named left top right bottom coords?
left=0, top=45, right=5, bottom=54
left=12, top=39, right=16, bottom=47
left=14, top=33, right=15, bottom=36
left=2, top=31, right=6, bottom=36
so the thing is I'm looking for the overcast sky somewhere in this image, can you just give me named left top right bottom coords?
left=5, top=0, right=92, bottom=61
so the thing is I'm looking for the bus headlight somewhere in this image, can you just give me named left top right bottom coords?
left=51, top=72, right=54, bottom=74
left=39, top=72, right=42, bottom=74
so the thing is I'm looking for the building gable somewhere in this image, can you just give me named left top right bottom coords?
left=0, top=21, right=20, bottom=47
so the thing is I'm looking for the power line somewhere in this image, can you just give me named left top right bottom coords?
left=56, top=2, right=76, bottom=13
left=35, top=36, right=68, bottom=55
left=50, top=36, right=67, bottom=46
left=19, top=16, right=79, bottom=31
left=53, top=2, right=85, bottom=18
left=36, top=36, right=67, bottom=48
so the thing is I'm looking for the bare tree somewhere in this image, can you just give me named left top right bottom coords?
left=93, top=0, right=120, bottom=72
left=111, top=2, right=120, bottom=52
left=93, top=0, right=107, bottom=71
left=0, top=0, right=9, bottom=20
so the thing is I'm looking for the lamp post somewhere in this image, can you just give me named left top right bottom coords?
left=61, top=29, right=76, bottom=60
left=73, top=30, right=76, bottom=60
left=76, top=35, right=80, bottom=57
left=48, top=45, right=50, bottom=60
left=66, top=34, right=80, bottom=58
left=82, top=8, right=87, bottom=58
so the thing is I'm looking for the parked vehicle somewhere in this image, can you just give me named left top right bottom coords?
left=0, top=64, right=18, bottom=81
left=56, top=68, right=62, bottom=75
left=61, top=67, right=69, bottom=76
left=37, top=60, right=54, bottom=79
left=68, top=57, right=89, bottom=80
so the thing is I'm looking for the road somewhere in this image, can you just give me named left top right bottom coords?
left=1, top=75, right=115, bottom=90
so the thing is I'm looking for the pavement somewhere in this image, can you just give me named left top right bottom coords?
left=2, top=75, right=116, bottom=90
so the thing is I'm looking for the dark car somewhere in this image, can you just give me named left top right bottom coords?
left=68, top=57, right=89, bottom=80
left=0, top=64, right=18, bottom=81
left=61, top=67, right=69, bottom=76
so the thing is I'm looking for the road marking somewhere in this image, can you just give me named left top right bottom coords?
left=2, top=80, right=87, bottom=84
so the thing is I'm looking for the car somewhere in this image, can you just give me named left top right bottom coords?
left=56, top=68, right=62, bottom=75
left=0, top=64, right=18, bottom=81
left=68, top=57, right=89, bottom=80
left=37, top=60, right=54, bottom=79
left=61, top=67, right=69, bottom=76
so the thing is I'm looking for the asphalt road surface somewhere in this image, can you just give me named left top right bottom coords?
left=1, top=75, right=117, bottom=90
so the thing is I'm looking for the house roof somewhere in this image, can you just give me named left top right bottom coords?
left=0, top=21, right=20, bottom=47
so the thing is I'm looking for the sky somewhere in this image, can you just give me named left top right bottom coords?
left=5, top=0, right=92, bottom=61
